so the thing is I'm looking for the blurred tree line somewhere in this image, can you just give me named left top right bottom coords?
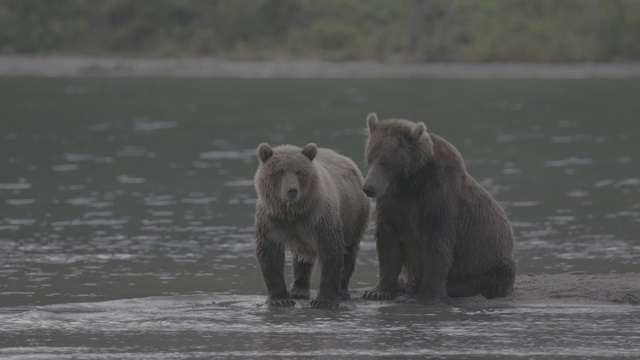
left=1, top=0, right=639, bottom=62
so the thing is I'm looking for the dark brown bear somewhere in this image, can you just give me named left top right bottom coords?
left=254, top=143, right=370, bottom=308
left=361, top=113, right=516, bottom=304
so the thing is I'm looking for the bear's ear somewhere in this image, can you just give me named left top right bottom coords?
left=302, top=143, right=318, bottom=161
left=257, top=143, right=273, bottom=163
left=413, top=122, right=427, bottom=139
left=366, top=113, right=379, bottom=132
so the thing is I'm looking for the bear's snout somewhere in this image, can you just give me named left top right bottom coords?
left=363, top=185, right=376, bottom=198
left=286, top=187, right=299, bottom=200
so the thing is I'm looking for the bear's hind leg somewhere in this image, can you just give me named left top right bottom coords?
left=446, top=277, right=483, bottom=298
left=340, top=244, right=359, bottom=300
left=447, top=258, right=516, bottom=299
left=290, top=255, right=313, bottom=299
left=480, top=258, right=516, bottom=299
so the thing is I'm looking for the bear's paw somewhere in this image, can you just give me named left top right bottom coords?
left=339, top=289, right=351, bottom=300
left=393, top=294, right=420, bottom=304
left=310, top=298, right=340, bottom=309
left=362, top=289, right=396, bottom=301
left=394, top=293, right=446, bottom=305
left=289, top=288, right=310, bottom=299
left=266, top=297, right=296, bottom=307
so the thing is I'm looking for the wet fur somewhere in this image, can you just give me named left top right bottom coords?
left=362, top=114, right=516, bottom=304
left=255, top=143, right=370, bottom=308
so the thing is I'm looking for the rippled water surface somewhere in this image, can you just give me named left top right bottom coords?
left=1, top=78, right=639, bottom=358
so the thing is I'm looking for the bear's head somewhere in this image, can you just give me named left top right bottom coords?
left=255, top=143, right=319, bottom=210
left=362, top=113, right=434, bottom=198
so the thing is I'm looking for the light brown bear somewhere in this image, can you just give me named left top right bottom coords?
left=361, top=113, right=516, bottom=304
left=254, top=143, right=370, bottom=308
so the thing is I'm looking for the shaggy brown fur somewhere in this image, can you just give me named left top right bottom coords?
left=362, top=114, right=516, bottom=304
left=255, top=143, right=370, bottom=308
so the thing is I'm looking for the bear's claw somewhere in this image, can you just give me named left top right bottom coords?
left=362, top=290, right=396, bottom=301
left=289, top=288, right=310, bottom=299
left=393, top=294, right=419, bottom=304
left=266, top=298, right=296, bottom=307
left=310, top=299, right=340, bottom=308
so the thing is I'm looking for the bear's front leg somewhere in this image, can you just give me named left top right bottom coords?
left=398, top=268, right=422, bottom=294
left=363, top=226, right=403, bottom=301
left=290, top=255, right=312, bottom=299
left=256, top=234, right=295, bottom=307
left=311, top=247, right=343, bottom=308
left=396, top=227, right=453, bottom=305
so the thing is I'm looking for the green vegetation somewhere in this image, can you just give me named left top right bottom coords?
left=1, top=0, right=639, bottom=62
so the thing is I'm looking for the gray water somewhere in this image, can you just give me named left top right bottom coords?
left=0, top=78, right=639, bottom=359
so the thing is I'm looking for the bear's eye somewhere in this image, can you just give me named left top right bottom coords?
left=379, top=159, right=387, bottom=166
left=295, top=170, right=304, bottom=177
left=275, top=169, right=285, bottom=177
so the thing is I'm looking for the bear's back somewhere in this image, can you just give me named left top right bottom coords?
left=314, top=148, right=365, bottom=186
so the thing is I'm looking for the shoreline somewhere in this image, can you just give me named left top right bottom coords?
left=2, top=55, right=640, bottom=78
left=355, top=272, right=640, bottom=306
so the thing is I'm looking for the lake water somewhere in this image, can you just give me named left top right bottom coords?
left=0, top=78, right=639, bottom=358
